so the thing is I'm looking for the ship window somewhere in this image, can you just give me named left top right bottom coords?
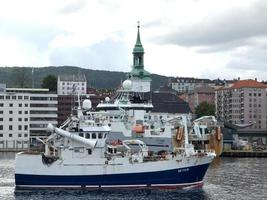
left=79, top=133, right=84, bottom=137
left=87, top=149, right=92, bottom=155
left=92, top=133, right=96, bottom=139
left=98, top=133, right=102, bottom=139
left=85, top=133, right=90, bottom=139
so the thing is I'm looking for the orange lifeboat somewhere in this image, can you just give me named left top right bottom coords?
left=133, top=124, right=145, bottom=133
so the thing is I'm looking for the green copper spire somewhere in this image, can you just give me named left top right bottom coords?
left=130, top=22, right=151, bottom=80
left=133, top=22, right=144, bottom=53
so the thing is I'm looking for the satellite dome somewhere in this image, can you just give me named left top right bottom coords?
left=105, top=97, right=110, bottom=102
left=82, top=99, right=92, bottom=110
left=122, top=80, right=132, bottom=90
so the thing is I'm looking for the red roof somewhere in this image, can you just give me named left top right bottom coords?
left=231, top=80, right=267, bottom=89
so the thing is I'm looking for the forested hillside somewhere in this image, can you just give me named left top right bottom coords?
left=0, top=66, right=170, bottom=90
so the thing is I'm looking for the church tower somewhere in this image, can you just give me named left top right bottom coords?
left=129, top=22, right=151, bottom=92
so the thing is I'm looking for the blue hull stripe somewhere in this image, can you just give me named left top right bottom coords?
left=15, top=164, right=209, bottom=187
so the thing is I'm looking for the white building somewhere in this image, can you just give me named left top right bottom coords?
left=57, top=74, right=87, bottom=95
left=0, top=87, right=57, bottom=150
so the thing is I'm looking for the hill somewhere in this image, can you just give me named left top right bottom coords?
left=0, top=66, right=170, bottom=90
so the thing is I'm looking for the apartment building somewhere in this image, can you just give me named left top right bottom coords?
left=57, top=74, right=87, bottom=95
left=187, top=85, right=215, bottom=113
left=216, top=80, right=267, bottom=129
left=0, top=86, right=57, bottom=150
left=170, top=77, right=213, bottom=94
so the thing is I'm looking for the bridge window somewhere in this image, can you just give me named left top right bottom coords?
left=79, top=133, right=84, bottom=137
left=92, top=133, right=96, bottom=139
left=85, top=133, right=90, bottom=139
left=98, top=133, right=103, bottom=139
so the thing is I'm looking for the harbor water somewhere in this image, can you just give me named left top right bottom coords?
left=0, top=152, right=266, bottom=200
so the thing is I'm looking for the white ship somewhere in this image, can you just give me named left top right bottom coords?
left=15, top=98, right=216, bottom=189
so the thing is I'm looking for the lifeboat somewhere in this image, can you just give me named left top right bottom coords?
left=133, top=124, right=145, bottom=133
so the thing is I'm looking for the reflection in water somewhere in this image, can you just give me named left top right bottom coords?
left=1, top=153, right=267, bottom=200
left=14, top=188, right=210, bottom=200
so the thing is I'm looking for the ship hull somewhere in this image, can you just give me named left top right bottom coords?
left=15, top=163, right=209, bottom=189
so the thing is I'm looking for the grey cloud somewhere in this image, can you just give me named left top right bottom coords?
left=143, top=20, right=163, bottom=28
left=226, top=46, right=267, bottom=71
left=50, top=38, right=130, bottom=71
left=59, top=0, right=87, bottom=14
left=155, top=0, right=267, bottom=51
left=0, top=20, right=65, bottom=51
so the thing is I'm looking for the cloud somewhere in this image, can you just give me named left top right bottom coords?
left=155, top=1, right=267, bottom=51
left=59, top=0, right=87, bottom=14
left=226, top=44, right=267, bottom=71
left=0, top=20, right=65, bottom=51
left=49, top=38, right=130, bottom=71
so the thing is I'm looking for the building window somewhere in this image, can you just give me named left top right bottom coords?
left=6, top=96, right=10, bottom=100
left=9, top=134, right=12, bottom=137
left=9, top=103, right=13, bottom=107
left=9, top=110, right=13, bottom=114
left=18, top=125, right=22, bottom=130
left=18, top=111, right=22, bottom=114
left=0, top=118, right=3, bottom=121
left=25, top=103, right=28, bottom=107
left=24, top=96, right=29, bottom=100
left=0, top=134, right=3, bottom=137
left=0, top=103, right=3, bottom=107
left=0, top=125, right=3, bottom=130
left=24, top=133, right=28, bottom=137
left=24, top=125, right=28, bottom=130
left=0, top=96, right=4, bottom=99
left=18, top=134, right=22, bottom=137
left=24, top=118, right=28, bottom=122
left=9, top=118, right=13, bottom=122
left=12, top=96, right=16, bottom=100
left=18, top=96, right=22, bottom=100
left=25, top=111, right=28, bottom=114
left=9, top=125, right=12, bottom=130
left=18, top=118, right=22, bottom=121
left=0, top=111, right=3, bottom=114
left=19, top=103, right=22, bottom=107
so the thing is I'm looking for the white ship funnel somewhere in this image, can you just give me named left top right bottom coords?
left=47, top=123, right=97, bottom=148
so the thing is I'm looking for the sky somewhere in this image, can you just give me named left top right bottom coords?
left=0, top=0, right=266, bottom=80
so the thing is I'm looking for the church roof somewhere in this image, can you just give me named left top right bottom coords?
left=151, top=91, right=191, bottom=114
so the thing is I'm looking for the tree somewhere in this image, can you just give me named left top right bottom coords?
left=14, top=67, right=30, bottom=88
left=41, top=75, right=57, bottom=92
left=195, top=101, right=215, bottom=118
